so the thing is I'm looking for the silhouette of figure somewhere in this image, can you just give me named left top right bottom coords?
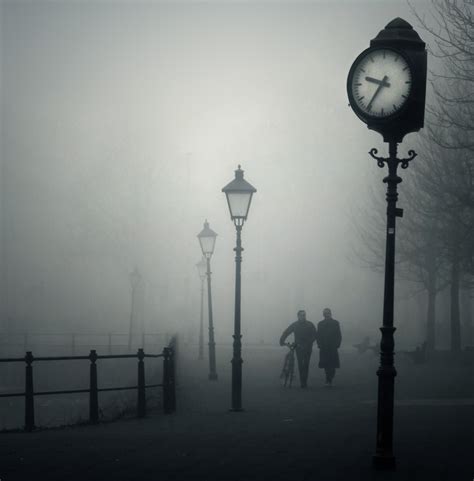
left=279, top=310, right=317, bottom=388
left=353, top=336, right=378, bottom=356
left=404, top=341, right=427, bottom=364
left=316, top=308, right=342, bottom=386
left=353, top=336, right=371, bottom=354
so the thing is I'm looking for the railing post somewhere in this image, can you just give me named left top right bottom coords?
left=89, top=350, right=99, bottom=424
left=169, top=345, right=176, bottom=412
left=137, top=348, right=146, bottom=418
left=163, top=347, right=172, bottom=414
left=141, top=332, right=145, bottom=349
left=24, top=351, right=35, bottom=432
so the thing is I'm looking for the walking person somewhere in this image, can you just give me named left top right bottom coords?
left=279, top=310, right=317, bottom=388
left=316, top=308, right=342, bottom=386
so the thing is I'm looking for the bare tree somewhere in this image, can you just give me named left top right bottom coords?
left=350, top=166, right=446, bottom=351
left=408, top=130, right=473, bottom=352
left=410, top=1, right=474, bottom=150
left=408, top=0, right=474, bottom=351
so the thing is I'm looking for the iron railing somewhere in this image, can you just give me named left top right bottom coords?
left=0, top=331, right=170, bottom=356
left=0, top=343, right=176, bottom=432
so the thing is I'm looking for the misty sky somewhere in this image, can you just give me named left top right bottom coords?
left=0, top=1, right=433, bottom=346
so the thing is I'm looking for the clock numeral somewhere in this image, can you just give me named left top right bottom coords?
left=381, top=108, right=384, bottom=115
left=358, top=96, right=365, bottom=101
left=403, top=66, right=409, bottom=71
left=405, top=80, right=411, bottom=84
left=370, top=57, right=374, bottom=63
left=393, top=104, right=397, bottom=110
left=402, top=94, right=407, bottom=99
left=394, top=55, right=399, bottom=62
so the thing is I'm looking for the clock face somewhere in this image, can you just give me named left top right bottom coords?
left=349, top=48, right=412, bottom=119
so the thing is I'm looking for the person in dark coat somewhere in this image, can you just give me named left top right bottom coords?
left=279, top=310, right=317, bottom=388
left=316, top=308, right=342, bottom=386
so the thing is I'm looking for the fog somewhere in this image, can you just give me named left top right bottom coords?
left=0, top=0, right=433, bottom=349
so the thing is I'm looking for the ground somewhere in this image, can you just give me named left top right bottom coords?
left=1, top=345, right=473, bottom=481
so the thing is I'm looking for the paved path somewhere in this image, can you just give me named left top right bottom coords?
left=1, top=347, right=473, bottom=481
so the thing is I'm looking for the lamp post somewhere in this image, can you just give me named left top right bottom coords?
left=347, top=18, right=427, bottom=469
left=197, top=221, right=218, bottom=380
left=196, top=257, right=207, bottom=361
left=128, top=267, right=141, bottom=352
left=222, top=165, right=257, bottom=411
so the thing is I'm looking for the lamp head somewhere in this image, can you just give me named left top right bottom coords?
left=222, top=165, right=257, bottom=224
left=197, top=220, right=218, bottom=257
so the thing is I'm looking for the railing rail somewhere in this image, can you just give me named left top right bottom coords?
left=0, top=331, right=171, bottom=356
left=0, top=342, right=176, bottom=432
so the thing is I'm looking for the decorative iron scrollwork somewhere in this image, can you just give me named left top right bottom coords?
left=369, top=148, right=387, bottom=168
left=400, top=149, right=417, bottom=169
left=369, top=146, right=417, bottom=169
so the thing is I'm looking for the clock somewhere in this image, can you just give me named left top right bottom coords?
left=347, top=47, right=413, bottom=120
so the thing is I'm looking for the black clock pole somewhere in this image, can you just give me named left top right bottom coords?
left=370, top=141, right=416, bottom=469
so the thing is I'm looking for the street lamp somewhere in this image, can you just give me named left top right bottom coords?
left=196, top=257, right=207, bottom=361
left=347, top=18, right=427, bottom=470
left=222, top=165, right=257, bottom=411
left=128, top=267, right=141, bottom=351
left=197, top=220, right=218, bottom=380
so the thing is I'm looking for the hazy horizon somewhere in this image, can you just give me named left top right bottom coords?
left=0, top=0, right=435, bottom=349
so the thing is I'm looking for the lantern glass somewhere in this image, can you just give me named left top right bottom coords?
left=196, top=258, right=207, bottom=279
left=225, top=192, right=253, bottom=220
left=199, top=235, right=216, bottom=256
left=197, top=221, right=218, bottom=257
left=129, top=268, right=141, bottom=288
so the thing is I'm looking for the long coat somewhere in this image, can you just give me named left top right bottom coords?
left=316, top=318, right=342, bottom=368
left=279, top=320, right=317, bottom=352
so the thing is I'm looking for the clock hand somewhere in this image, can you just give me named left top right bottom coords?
left=366, top=75, right=389, bottom=112
left=365, top=76, right=391, bottom=88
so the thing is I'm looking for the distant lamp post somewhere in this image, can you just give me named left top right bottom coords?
left=128, top=267, right=141, bottom=351
left=347, top=18, right=427, bottom=470
left=222, top=165, right=257, bottom=411
left=196, top=257, right=207, bottom=361
left=197, top=221, right=218, bottom=380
